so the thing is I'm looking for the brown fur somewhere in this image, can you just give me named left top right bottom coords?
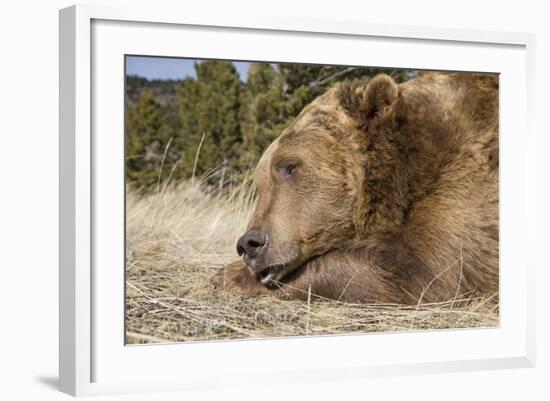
left=213, top=72, right=499, bottom=304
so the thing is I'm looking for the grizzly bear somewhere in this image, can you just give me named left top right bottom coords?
left=213, top=72, right=499, bottom=304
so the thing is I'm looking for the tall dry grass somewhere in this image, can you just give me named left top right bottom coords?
left=125, top=178, right=498, bottom=344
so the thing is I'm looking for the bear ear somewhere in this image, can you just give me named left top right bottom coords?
left=339, top=74, right=398, bottom=129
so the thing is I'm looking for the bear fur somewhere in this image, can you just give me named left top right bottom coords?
left=213, top=72, right=499, bottom=304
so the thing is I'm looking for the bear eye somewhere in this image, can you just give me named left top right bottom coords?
left=285, top=165, right=297, bottom=175
left=277, top=162, right=299, bottom=179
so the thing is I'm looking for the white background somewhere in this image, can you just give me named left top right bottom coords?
left=0, top=0, right=548, bottom=400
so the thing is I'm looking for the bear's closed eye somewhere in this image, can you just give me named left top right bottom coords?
left=281, top=164, right=297, bottom=176
left=277, top=161, right=300, bottom=179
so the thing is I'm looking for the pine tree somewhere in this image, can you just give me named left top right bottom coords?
left=177, top=61, right=243, bottom=183
left=126, top=90, right=173, bottom=189
left=239, top=63, right=290, bottom=168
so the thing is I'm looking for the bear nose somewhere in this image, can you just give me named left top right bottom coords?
left=237, top=228, right=267, bottom=257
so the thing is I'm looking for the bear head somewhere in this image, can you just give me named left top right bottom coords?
left=236, top=74, right=414, bottom=286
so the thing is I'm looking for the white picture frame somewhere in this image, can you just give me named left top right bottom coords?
left=59, top=3, right=536, bottom=397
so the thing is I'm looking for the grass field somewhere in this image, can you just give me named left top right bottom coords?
left=125, top=178, right=499, bottom=344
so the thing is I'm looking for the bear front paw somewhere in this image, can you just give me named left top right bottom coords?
left=210, top=267, right=226, bottom=289
left=211, top=260, right=269, bottom=297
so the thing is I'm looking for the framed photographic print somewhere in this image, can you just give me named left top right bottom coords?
left=59, top=4, right=536, bottom=397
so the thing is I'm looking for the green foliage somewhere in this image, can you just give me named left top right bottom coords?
left=177, top=61, right=242, bottom=183
left=126, top=90, right=173, bottom=189
left=239, top=63, right=290, bottom=168
left=126, top=61, right=415, bottom=190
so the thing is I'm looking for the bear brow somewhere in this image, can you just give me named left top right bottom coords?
left=294, top=108, right=340, bottom=134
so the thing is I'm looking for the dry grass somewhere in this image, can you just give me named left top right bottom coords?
left=125, top=179, right=499, bottom=344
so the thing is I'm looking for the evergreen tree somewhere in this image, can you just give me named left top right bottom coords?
left=126, top=90, right=173, bottom=189
left=239, top=63, right=290, bottom=167
left=177, top=61, right=242, bottom=182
